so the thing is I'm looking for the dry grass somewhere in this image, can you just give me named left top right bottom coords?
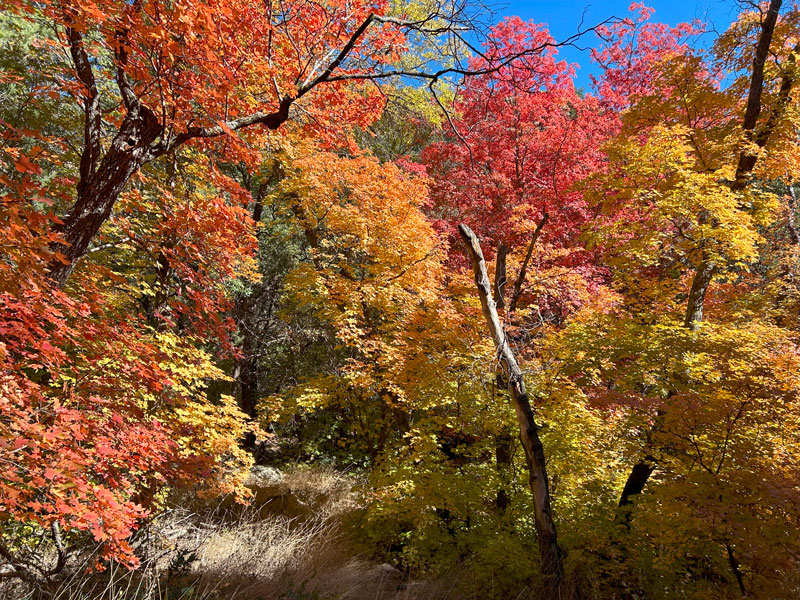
left=2, top=465, right=443, bottom=600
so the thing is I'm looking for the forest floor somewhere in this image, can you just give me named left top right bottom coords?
left=39, top=465, right=445, bottom=600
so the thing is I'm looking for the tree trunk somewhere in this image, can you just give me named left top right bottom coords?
left=787, top=186, right=800, bottom=245
left=494, top=242, right=509, bottom=309
left=618, top=456, right=657, bottom=508
left=509, top=212, right=548, bottom=313
left=617, top=454, right=657, bottom=529
left=732, top=0, right=784, bottom=191
left=239, top=352, right=258, bottom=419
left=495, top=429, right=514, bottom=513
left=458, top=223, right=565, bottom=595
left=725, top=542, right=747, bottom=596
left=48, top=105, right=163, bottom=287
left=684, top=257, right=716, bottom=330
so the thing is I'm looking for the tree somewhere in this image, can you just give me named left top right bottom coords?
left=417, top=17, right=618, bottom=593
left=0, top=125, right=256, bottom=578
left=589, top=0, right=800, bottom=515
left=458, top=223, right=565, bottom=595
left=0, top=0, right=607, bottom=288
left=423, top=17, right=613, bottom=322
left=261, top=136, right=445, bottom=461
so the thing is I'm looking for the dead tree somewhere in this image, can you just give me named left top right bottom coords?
left=458, top=223, right=565, bottom=595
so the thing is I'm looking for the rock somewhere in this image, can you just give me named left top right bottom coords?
left=394, top=580, right=430, bottom=599
left=244, top=465, right=283, bottom=488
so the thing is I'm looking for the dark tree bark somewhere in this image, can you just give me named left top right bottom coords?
left=618, top=456, right=657, bottom=509
left=238, top=351, right=258, bottom=419
left=45, top=13, right=365, bottom=287
left=677, top=0, right=793, bottom=322
left=616, top=454, right=657, bottom=530
left=495, top=430, right=514, bottom=513
left=677, top=0, right=791, bottom=326
left=684, top=257, right=716, bottom=330
left=733, top=0, right=784, bottom=191
left=230, top=185, right=270, bottom=447
left=725, top=542, right=747, bottom=596
left=459, top=223, right=565, bottom=595
left=49, top=104, right=162, bottom=287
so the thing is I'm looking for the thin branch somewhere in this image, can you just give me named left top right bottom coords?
left=87, top=237, right=133, bottom=254
left=509, top=212, right=548, bottom=313
left=325, top=19, right=616, bottom=84
left=65, top=25, right=102, bottom=195
left=387, top=248, right=437, bottom=281
left=298, top=13, right=375, bottom=95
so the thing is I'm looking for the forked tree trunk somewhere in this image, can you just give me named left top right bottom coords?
left=48, top=105, right=163, bottom=287
left=458, top=224, right=565, bottom=595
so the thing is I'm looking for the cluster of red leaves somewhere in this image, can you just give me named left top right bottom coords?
left=590, top=2, right=705, bottom=110
left=0, top=172, right=169, bottom=565
left=0, top=127, right=253, bottom=566
left=422, top=18, right=616, bottom=314
left=112, top=162, right=259, bottom=350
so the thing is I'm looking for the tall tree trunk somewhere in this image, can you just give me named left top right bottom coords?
left=495, top=427, right=514, bottom=513
left=237, top=348, right=259, bottom=450
left=232, top=192, right=268, bottom=448
left=458, top=224, right=565, bottom=595
left=732, top=0, right=784, bottom=191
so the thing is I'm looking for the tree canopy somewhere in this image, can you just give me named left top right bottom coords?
left=2, top=0, right=800, bottom=598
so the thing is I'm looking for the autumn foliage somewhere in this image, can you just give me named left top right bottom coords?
left=2, top=0, right=800, bottom=598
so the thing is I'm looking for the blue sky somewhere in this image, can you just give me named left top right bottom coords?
left=494, top=1, right=744, bottom=88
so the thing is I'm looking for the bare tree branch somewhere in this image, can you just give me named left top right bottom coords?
left=509, top=212, right=548, bottom=313
left=324, top=20, right=616, bottom=84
